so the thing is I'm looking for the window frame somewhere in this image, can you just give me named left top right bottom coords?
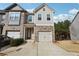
left=38, top=14, right=42, bottom=20
left=43, top=8, right=45, bottom=11
left=28, top=15, right=32, bottom=22
left=8, top=12, right=21, bottom=26
left=47, top=14, right=51, bottom=21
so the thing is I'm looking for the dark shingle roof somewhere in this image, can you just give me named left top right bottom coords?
left=4, top=3, right=28, bottom=12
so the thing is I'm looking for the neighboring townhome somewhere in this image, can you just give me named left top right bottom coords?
left=0, top=10, right=5, bottom=35
left=1, top=3, right=55, bottom=42
left=69, top=12, right=79, bottom=43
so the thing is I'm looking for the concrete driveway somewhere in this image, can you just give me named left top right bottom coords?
left=1, top=40, right=79, bottom=56
left=37, top=41, right=79, bottom=56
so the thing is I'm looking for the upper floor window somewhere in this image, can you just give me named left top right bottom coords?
left=28, top=15, right=32, bottom=22
left=38, top=14, right=41, bottom=20
left=9, top=12, right=20, bottom=25
left=43, top=8, right=45, bottom=11
left=47, top=14, right=50, bottom=20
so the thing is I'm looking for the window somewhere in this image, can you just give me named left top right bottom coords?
left=43, top=8, right=45, bottom=11
left=38, top=14, right=41, bottom=20
left=28, top=15, right=32, bottom=21
left=9, top=12, right=20, bottom=25
left=47, top=14, right=50, bottom=20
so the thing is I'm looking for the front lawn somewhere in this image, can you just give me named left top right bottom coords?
left=56, top=40, right=79, bottom=53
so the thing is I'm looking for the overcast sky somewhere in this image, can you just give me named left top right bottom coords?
left=0, top=3, right=79, bottom=23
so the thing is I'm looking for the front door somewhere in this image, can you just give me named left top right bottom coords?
left=27, top=28, right=31, bottom=39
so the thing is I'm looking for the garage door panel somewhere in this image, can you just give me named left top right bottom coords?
left=7, top=32, right=20, bottom=38
left=39, top=32, right=52, bottom=41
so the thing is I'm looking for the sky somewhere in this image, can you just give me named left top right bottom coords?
left=0, top=3, right=79, bottom=23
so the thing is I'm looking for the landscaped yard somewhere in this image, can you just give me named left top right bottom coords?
left=56, top=40, right=79, bottom=53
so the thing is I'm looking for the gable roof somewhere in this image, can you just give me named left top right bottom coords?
left=4, top=3, right=28, bottom=12
left=70, top=11, right=79, bottom=26
left=33, top=3, right=55, bottom=13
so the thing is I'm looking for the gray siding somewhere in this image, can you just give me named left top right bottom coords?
left=70, top=13, right=79, bottom=41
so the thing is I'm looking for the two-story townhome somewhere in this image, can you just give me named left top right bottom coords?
left=0, top=3, right=55, bottom=42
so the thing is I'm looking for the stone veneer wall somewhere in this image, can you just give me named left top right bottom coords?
left=34, top=26, right=55, bottom=42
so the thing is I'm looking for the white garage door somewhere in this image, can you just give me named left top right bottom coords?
left=7, top=32, right=20, bottom=38
left=39, top=32, right=52, bottom=41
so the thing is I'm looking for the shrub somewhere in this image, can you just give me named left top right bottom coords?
left=10, top=38, right=24, bottom=46
left=0, top=35, right=11, bottom=48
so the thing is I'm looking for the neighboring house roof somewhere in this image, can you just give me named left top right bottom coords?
left=33, top=3, right=55, bottom=13
left=70, top=11, right=79, bottom=26
left=4, top=3, right=28, bottom=12
left=0, top=10, right=5, bottom=14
